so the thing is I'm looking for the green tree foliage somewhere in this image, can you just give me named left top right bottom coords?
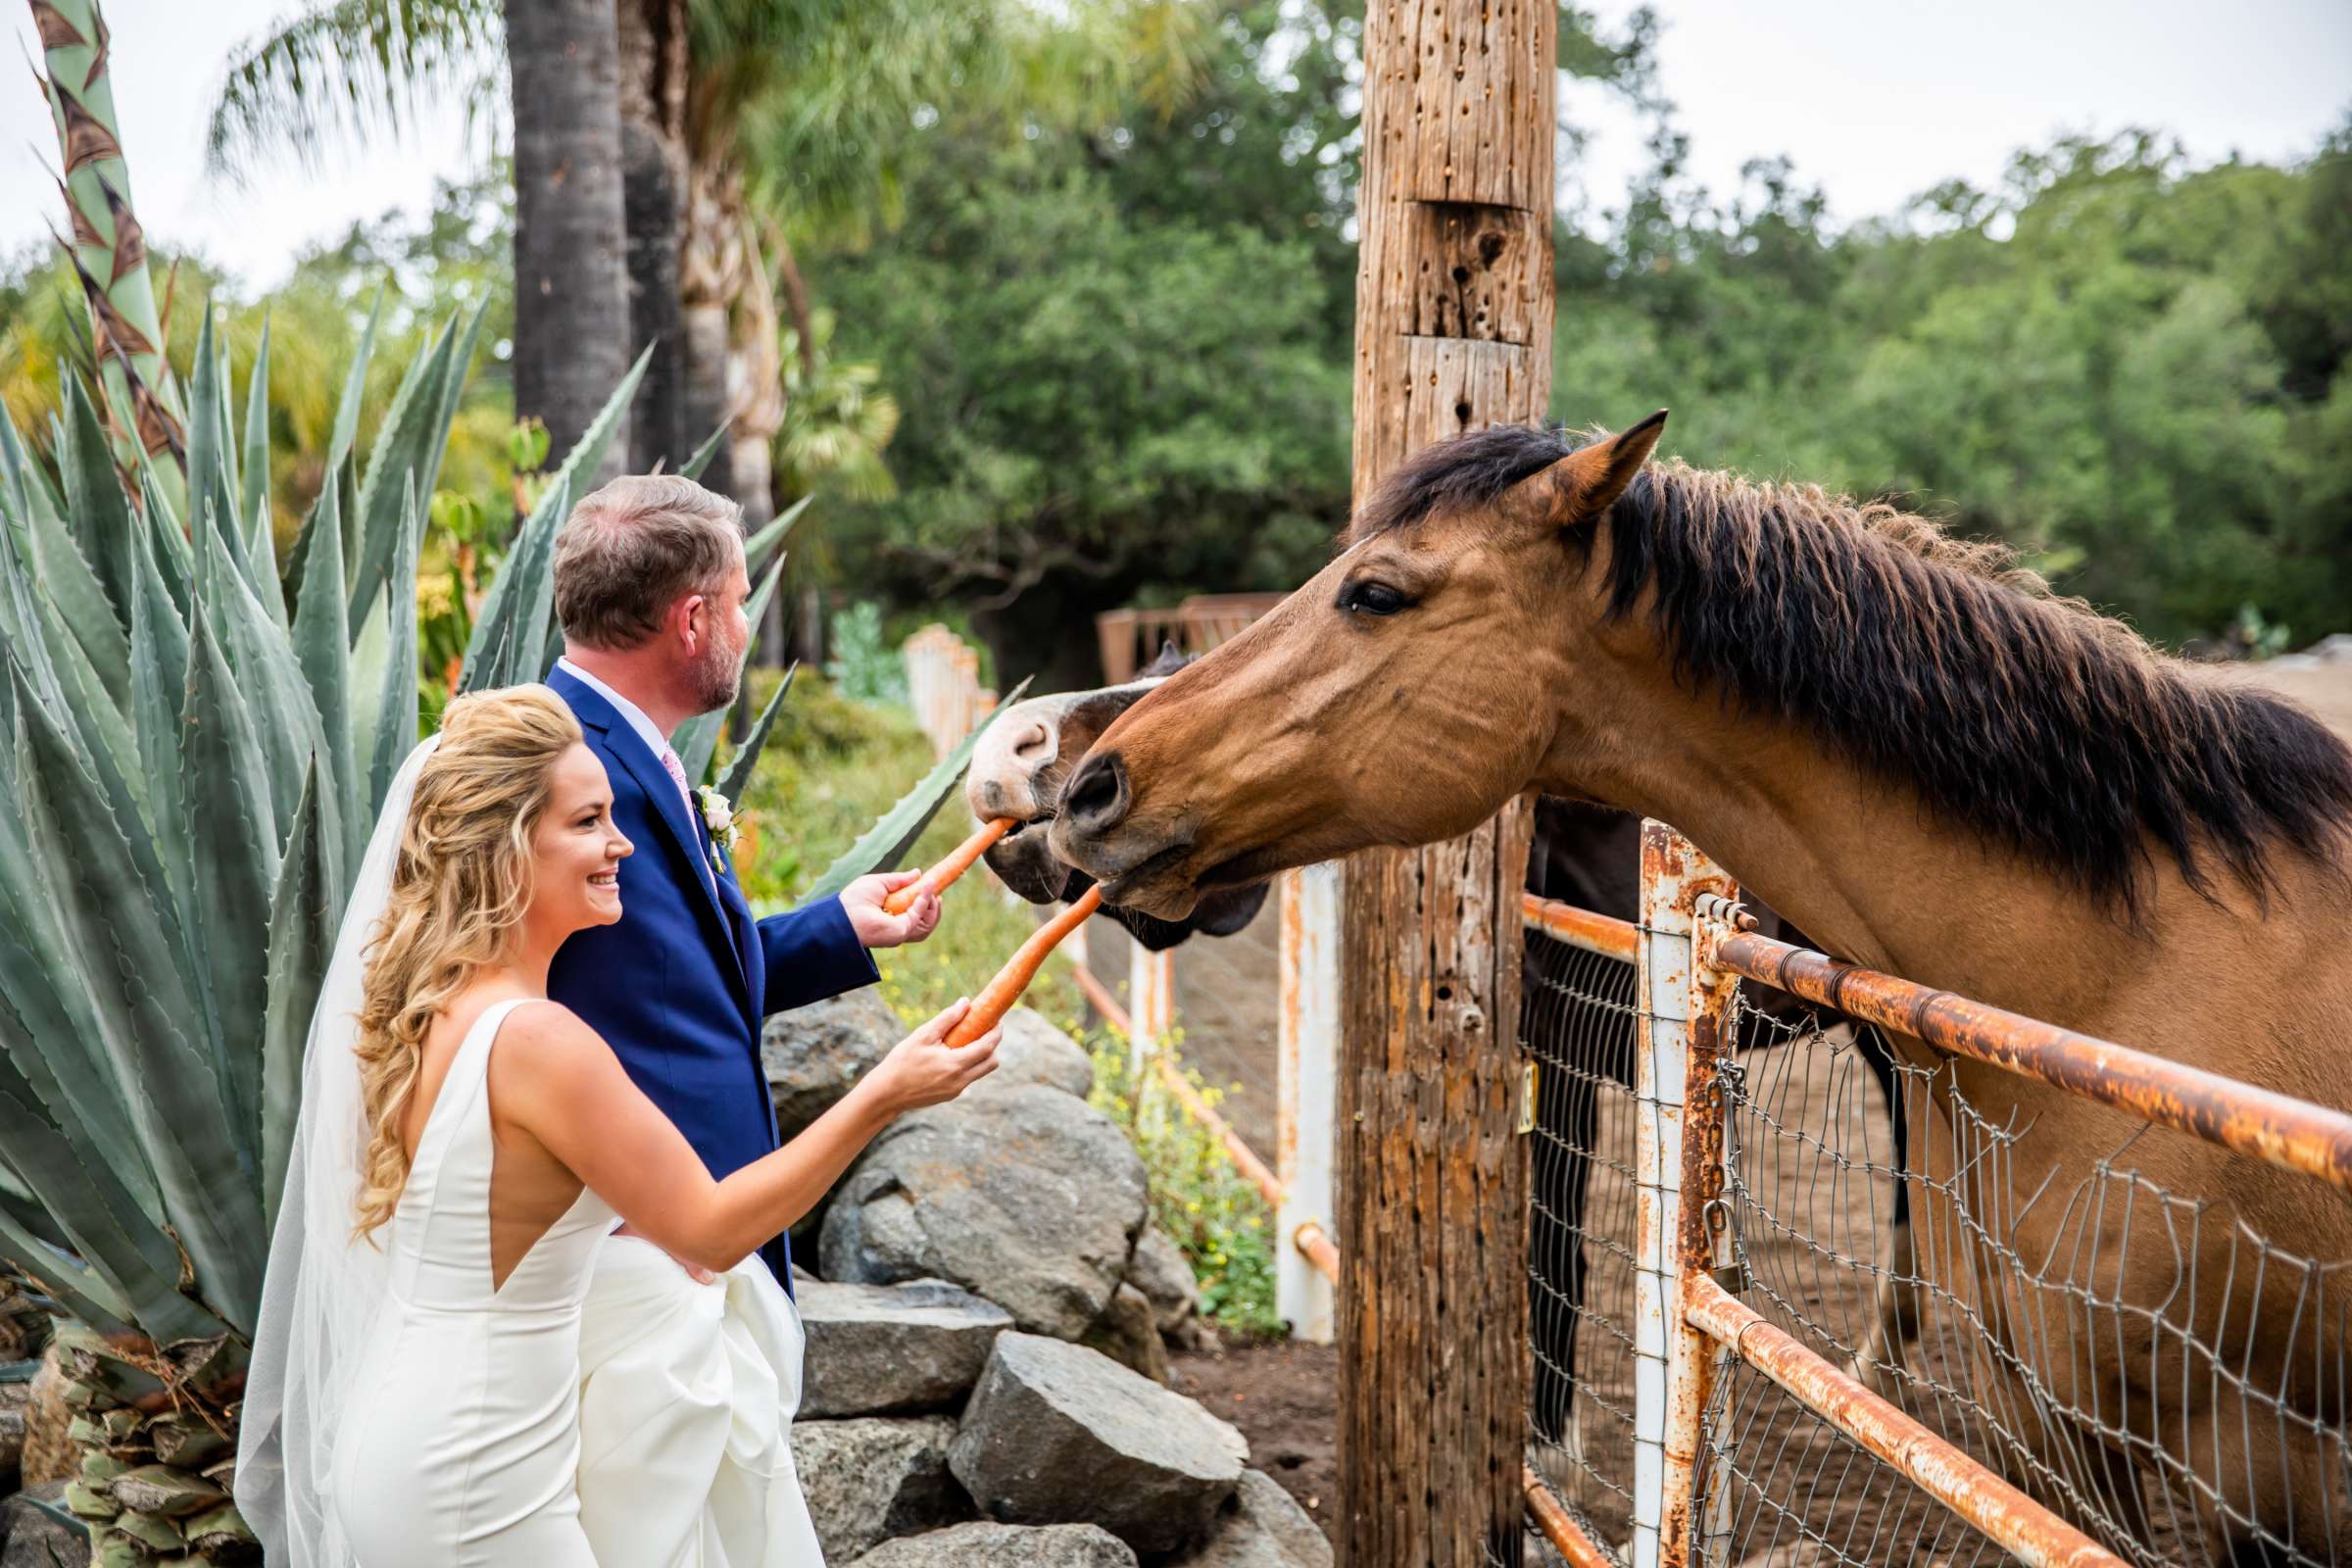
left=812, top=116, right=1352, bottom=684
left=1550, top=125, right=2352, bottom=644
left=808, top=0, right=2347, bottom=661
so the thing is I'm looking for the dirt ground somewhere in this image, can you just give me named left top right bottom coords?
left=1167, top=1338, right=1340, bottom=1539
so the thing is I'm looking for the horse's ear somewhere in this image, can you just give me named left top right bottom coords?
left=1542, top=411, right=1668, bottom=524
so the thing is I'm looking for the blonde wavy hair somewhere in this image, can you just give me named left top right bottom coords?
left=351, top=685, right=585, bottom=1240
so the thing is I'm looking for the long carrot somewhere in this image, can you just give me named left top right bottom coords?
left=948, top=884, right=1104, bottom=1047
left=884, top=816, right=1015, bottom=915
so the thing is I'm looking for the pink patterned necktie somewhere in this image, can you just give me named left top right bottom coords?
left=660, top=747, right=715, bottom=888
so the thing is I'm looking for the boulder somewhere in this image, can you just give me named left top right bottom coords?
left=1, top=1482, right=90, bottom=1567
left=1126, top=1224, right=1201, bottom=1340
left=820, top=1085, right=1149, bottom=1340
left=1166, top=1471, right=1332, bottom=1568
left=851, top=1521, right=1137, bottom=1568
left=764, top=987, right=904, bottom=1143
left=792, top=1415, right=967, bottom=1563
left=799, top=1278, right=1013, bottom=1418
left=1079, top=1283, right=1167, bottom=1384
left=977, top=1009, right=1095, bottom=1099
left=948, top=1333, right=1246, bottom=1553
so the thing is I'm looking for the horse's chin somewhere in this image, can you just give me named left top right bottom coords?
left=981, top=824, right=1070, bottom=906
left=1100, top=843, right=1277, bottom=923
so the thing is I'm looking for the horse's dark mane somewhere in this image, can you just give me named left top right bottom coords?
left=1359, top=424, right=2352, bottom=906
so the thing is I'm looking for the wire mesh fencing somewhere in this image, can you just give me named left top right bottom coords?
left=1700, top=993, right=2352, bottom=1568
left=1522, top=925, right=1644, bottom=1561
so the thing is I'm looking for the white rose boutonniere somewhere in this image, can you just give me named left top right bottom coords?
left=696, top=785, right=740, bottom=865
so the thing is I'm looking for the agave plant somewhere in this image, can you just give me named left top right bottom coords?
left=7, top=11, right=1013, bottom=1561
left=0, top=284, right=655, bottom=1559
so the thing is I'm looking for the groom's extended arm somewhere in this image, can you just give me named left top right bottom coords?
left=758, top=896, right=879, bottom=1013
left=761, top=871, right=942, bottom=1014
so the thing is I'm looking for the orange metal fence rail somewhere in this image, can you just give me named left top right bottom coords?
left=1682, top=1272, right=2126, bottom=1568
left=1069, top=957, right=1339, bottom=1280
left=1709, top=924, right=2352, bottom=1194
left=1520, top=892, right=1640, bottom=961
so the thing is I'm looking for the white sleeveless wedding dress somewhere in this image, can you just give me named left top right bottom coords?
left=329, top=998, right=825, bottom=1567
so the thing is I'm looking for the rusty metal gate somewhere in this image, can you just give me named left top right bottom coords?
left=1522, top=821, right=2352, bottom=1568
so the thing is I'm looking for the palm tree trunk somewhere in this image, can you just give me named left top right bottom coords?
left=679, top=153, right=746, bottom=508
left=617, top=0, right=688, bottom=476
left=506, top=0, right=632, bottom=491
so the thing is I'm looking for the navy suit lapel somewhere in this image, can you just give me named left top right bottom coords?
left=553, top=670, right=750, bottom=1004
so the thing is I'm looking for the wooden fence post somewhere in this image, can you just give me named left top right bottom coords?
left=1337, top=5, right=1554, bottom=1560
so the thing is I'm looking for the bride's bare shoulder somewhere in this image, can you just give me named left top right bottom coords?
left=495, top=999, right=619, bottom=1075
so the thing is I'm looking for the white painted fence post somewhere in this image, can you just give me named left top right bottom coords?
left=1276, top=862, right=1341, bottom=1344
left=1634, top=821, right=1740, bottom=1568
left=1128, top=943, right=1174, bottom=1082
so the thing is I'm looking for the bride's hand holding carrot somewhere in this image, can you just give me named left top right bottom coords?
left=865, top=998, right=1002, bottom=1114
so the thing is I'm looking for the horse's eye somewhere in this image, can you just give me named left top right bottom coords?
left=1340, top=581, right=1410, bottom=616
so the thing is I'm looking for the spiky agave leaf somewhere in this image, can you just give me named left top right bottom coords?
left=347, top=310, right=466, bottom=626
left=50, top=376, right=135, bottom=635
left=800, top=677, right=1033, bottom=906
left=680, top=419, right=728, bottom=482
left=8, top=663, right=263, bottom=1335
left=368, top=477, right=425, bottom=810
left=672, top=550, right=789, bottom=784
left=241, top=309, right=272, bottom=537
left=747, top=491, right=810, bottom=580
left=260, top=762, right=337, bottom=1227
left=9, top=413, right=127, bottom=711
left=289, top=460, right=360, bottom=878
left=176, top=604, right=280, bottom=1184
left=715, top=663, right=797, bottom=808
left=183, top=307, right=252, bottom=595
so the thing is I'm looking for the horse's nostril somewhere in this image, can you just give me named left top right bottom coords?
left=1011, top=721, right=1052, bottom=761
left=1063, top=752, right=1129, bottom=835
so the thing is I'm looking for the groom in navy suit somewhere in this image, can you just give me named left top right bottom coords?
left=542, top=473, right=941, bottom=1290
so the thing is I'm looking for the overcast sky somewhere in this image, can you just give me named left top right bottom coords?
left=4, top=0, right=2347, bottom=290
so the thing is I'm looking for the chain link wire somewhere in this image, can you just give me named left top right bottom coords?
left=1521, top=925, right=2349, bottom=1567
left=1701, top=994, right=2350, bottom=1567
left=1521, top=927, right=1643, bottom=1564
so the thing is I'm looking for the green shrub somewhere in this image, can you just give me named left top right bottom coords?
left=1088, top=1031, right=1283, bottom=1339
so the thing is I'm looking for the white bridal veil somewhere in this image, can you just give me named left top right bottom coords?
left=237, top=735, right=439, bottom=1567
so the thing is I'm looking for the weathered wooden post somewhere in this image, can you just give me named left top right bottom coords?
left=1337, top=2, right=1554, bottom=1561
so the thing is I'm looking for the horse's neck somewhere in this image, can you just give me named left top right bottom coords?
left=1532, top=627, right=2158, bottom=1026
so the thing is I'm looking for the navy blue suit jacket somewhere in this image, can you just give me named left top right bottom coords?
left=545, top=666, right=878, bottom=1289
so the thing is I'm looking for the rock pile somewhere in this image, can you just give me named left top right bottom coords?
left=766, top=1003, right=1327, bottom=1566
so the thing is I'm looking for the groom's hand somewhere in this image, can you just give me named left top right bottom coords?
left=842, top=870, right=942, bottom=949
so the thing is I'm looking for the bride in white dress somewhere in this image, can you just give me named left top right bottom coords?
left=237, top=686, right=1003, bottom=1566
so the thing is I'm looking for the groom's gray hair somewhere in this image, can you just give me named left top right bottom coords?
left=554, top=474, right=746, bottom=651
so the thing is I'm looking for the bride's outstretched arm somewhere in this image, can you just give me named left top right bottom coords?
left=498, top=999, right=1004, bottom=1273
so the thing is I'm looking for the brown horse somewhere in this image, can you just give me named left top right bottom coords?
left=965, top=642, right=1271, bottom=950
left=1051, top=416, right=2352, bottom=1562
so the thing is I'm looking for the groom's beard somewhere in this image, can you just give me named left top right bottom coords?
left=689, top=636, right=743, bottom=715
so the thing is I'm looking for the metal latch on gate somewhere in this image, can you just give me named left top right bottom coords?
left=1517, top=1061, right=1537, bottom=1135
left=1709, top=1262, right=1749, bottom=1295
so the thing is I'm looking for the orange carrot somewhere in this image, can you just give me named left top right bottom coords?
left=948, top=884, right=1104, bottom=1048
left=884, top=816, right=1015, bottom=915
